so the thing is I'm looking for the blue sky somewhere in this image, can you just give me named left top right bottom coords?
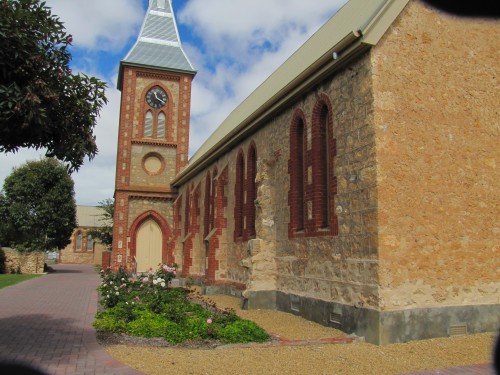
left=0, top=0, right=348, bottom=206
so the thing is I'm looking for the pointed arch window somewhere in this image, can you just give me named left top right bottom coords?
left=247, top=144, right=257, bottom=238
left=144, top=110, right=153, bottom=138
left=157, top=112, right=166, bottom=139
left=75, top=232, right=82, bottom=251
left=317, top=104, right=329, bottom=228
left=204, top=171, right=212, bottom=238
left=87, top=234, right=94, bottom=251
left=234, top=151, right=245, bottom=239
left=290, top=117, right=305, bottom=232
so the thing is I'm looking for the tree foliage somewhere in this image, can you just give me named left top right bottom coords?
left=88, top=198, right=114, bottom=251
left=0, top=158, right=77, bottom=252
left=0, top=0, right=108, bottom=172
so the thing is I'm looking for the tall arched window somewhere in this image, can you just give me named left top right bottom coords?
left=234, top=151, right=245, bottom=239
left=318, top=104, right=330, bottom=228
left=204, top=171, right=212, bottom=238
left=184, top=186, right=191, bottom=236
left=210, top=168, right=217, bottom=232
left=291, top=117, right=305, bottom=232
left=144, top=110, right=153, bottom=137
left=76, top=232, right=82, bottom=251
left=247, top=144, right=257, bottom=237
left=87, top=234, right=93, bottom=251
left=157, top=112, right=166, bottom=139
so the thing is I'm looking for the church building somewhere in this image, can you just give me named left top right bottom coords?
left=111, top=0, right=499, bottom=344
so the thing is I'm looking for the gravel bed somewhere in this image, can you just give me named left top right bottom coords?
left=101, top=292, right=497, bottom=374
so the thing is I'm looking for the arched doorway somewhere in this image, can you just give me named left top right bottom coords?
left=136, top=219, right=163, bottom=272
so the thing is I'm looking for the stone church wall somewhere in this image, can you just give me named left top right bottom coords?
left=370, top=1, right=500, bottom=343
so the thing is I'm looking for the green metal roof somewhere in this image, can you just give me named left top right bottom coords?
left=172, top=0, right=410, bottom=186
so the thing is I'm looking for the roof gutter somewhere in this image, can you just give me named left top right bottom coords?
left=171, top=30, right=365, bottom=187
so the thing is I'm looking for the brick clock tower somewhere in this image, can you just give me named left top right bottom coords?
left=112, top=0, right=195, bottom=272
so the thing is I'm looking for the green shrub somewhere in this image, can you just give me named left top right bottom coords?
left=93, top=266, right=270, bottom=345
left=217, top=320, right=270, bottom=343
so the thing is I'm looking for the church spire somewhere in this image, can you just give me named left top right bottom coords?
left=117, top=0, right=195, bottom=89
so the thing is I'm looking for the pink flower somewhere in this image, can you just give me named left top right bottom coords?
left=207, top=328, right=212, bottom=333
left=173, top=270, right=177, bottom=275
left=163, top=265, right=169, bottom=271
left=207, top=319, right=212, bottom=324
left=142, top=277, right=149, bottom=283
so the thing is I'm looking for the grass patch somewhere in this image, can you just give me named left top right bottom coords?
left=0, top=274, right=42, bottom=289
left=94, top=266, right=270, bottom=345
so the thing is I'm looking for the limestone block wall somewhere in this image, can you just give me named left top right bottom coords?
left=130, top=144, right=178, bottom=187
left=270, top=52, right=379, bottom=310
left=3, top=248, right=45, bottom=274
left=372, top=1, right=500, bottom=310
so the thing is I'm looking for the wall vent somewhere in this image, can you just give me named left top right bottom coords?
left=290, top=295, right=300, bottom=312
left=329, top=305, right=343, bottom=326
left=449, top=324, right=467, bottom=336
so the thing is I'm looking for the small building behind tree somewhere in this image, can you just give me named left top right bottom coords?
left=59, top=206, right=107, bottom=266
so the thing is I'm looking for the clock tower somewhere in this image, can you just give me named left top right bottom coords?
left=111, top=0, right=195, bottom=272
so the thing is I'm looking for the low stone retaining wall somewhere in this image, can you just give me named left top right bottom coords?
left=1, top=247, right=45, bottom=274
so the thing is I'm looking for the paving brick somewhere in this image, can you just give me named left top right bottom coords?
left=0, top=264, right=143, bottom=375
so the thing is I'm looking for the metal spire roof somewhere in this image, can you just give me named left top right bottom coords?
left=118, top=0, right=195, bottom=89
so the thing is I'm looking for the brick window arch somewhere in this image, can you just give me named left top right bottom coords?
left=204, top=171, right=212, bottom=238
left=210, top=167, right=217, bottom=232
left=246, top=143, right=257, bottom=238
left=289, top=112, right=306, bottom=233
left=234, top=150, right=245, bottom=239
left=184, top=186, right=191, bottom=236
left=317, top=104, right=329, bottom=228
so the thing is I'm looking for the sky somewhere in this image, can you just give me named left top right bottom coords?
left=0, top=0, right=348, bottom=206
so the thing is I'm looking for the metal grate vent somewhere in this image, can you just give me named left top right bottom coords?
left=449, top=324, right=467, bottom=336
left=329, top=312, right=342, bottom=325
left=290, top=295, right=300, bottom=312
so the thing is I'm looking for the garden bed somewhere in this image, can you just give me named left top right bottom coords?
left=94, top=265, right=270, bottom=347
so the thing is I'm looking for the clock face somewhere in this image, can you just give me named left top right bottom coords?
left=146, top=87, right=167, bottom=109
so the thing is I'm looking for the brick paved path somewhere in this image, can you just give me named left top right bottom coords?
left=0, top=264, right=142, bottom=375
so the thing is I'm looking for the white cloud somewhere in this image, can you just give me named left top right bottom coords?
left=45, top=0, right=145, bottom=52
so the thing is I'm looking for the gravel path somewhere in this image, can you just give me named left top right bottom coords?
left=103, top=292, right=496, bottom=375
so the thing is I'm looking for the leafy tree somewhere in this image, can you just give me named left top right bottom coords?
left=0, top=158, right=76, bottom=252
left=0, top=0, right=108, bottom=172
left=88, top=198, right=114, bottom=251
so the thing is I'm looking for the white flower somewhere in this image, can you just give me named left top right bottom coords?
left=153, top=279, right=158, bottom=285
left=110, top=281, right=113, bottom=285
left=121, top=278, right=125, bottom=281
left=161, top=282, right=166, bottom=287
left=114, top=286, right=119, bottom=290
left=115, top=292, right=119, bottom=295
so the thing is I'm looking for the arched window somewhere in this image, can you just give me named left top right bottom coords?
left=291, top=117, right=305, bottom=232
left=144, top=110, right=153, bottom=137
left=76, top=232, right=82, bottom=251
left=210, top=168, right=217, bottom=232
left=204, top=171, right=212, bottom=238
left=317, top=104, right=329, bottom=228
left=184, top=186, right=191, bottom=236
left=87, top=234, right=93, bottom=251
left=247, top=144, right=257, bottom=237
left=234, top=151, right=245, bottom=239
left=157, top=112, right=166, bottom=139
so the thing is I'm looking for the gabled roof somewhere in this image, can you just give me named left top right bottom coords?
left=172, top=0, right=410, bottom=186
left=117, top=0, right=195, bottom=90
left=76, top=206, right=107, bottom=228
